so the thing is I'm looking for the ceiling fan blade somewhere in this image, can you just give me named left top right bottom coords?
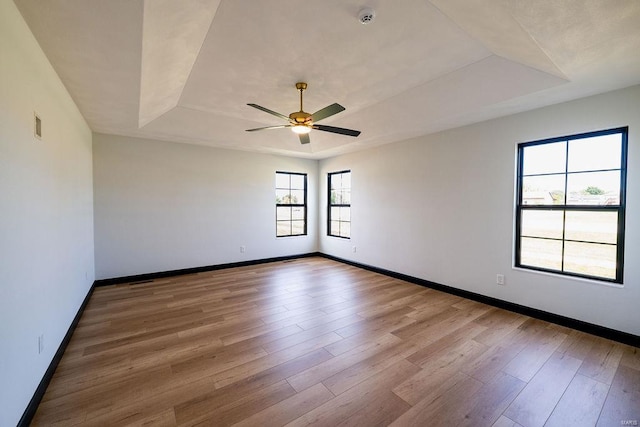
left=314, top=124, right=361, bottom=137
left=247, top=103, right=290, bottom=121
left=246, top=125, right=291, bottom=132
left=299, top=133, right=310, bottom=144
left=311, top=103, right=345, bottom=122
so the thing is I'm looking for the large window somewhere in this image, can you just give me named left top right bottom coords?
left=276, top=172, right=307, bottom=237
left=328, top=170, right=351, bottom=238
left=515, top=127, right=627, bottom=283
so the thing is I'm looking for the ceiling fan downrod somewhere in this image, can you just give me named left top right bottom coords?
left=296, top=82, right=307, bottom=112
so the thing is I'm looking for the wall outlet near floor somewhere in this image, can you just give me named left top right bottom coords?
left=240, top=245, right=246, bottom=253
left=496, top=274, right=505, bottom=285
left=352, top=246, right=357, bottom=253
left=38, top=334, right=44, bottom=354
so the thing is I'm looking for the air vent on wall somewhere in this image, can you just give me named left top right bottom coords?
left=34, top=112, right=42, bottom=139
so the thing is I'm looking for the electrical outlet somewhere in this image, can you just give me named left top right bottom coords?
left=240, top=246, right=246, bottom=253
left=38, top=334, right=44, bottom=354
left=496, top=274, right=505, bottom=285
left=352, top=246, right=357, bottom=253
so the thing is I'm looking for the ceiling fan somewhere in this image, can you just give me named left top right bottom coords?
left=246, top=82, right=361, bottom=144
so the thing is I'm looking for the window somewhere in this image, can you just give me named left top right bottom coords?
left=275, top=172, right=307, bottom=237
left=328, top=170, right=351, bottom=238
left=515, top=127, right=627, bottom=283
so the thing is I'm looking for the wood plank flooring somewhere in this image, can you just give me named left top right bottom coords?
left=31, top=257, right=640, bottom=426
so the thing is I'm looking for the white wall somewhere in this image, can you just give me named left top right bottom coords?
left=320, top=85, right=640, bottom=336
left=93, top=134, right=318, bottom=279
left=0, top=1, right=95, bottom=425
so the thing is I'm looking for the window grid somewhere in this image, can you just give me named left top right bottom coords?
left=328, top=170, right=351, bottom=239
left=515, top=127, right=627, bottom=284
left=275, top=171, right=307, bottom=237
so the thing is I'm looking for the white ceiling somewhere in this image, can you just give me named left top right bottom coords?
left=15, top=0, right=640, bottom=159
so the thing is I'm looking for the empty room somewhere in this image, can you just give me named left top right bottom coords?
left=2, top=0, right=640, bottom=426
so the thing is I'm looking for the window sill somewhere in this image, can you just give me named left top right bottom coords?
left=511, top=266, right=624, bottom=288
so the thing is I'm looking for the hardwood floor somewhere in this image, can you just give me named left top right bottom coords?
left=32, top=257, right=640, bottom=426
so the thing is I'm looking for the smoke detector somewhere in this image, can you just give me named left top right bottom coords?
left=358, top=7, right=376, bottom=25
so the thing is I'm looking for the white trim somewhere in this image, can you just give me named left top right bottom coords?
left=511, top=266, right=624, bottom=288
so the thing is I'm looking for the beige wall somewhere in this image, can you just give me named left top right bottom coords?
left=0, top=1, right=94, bottom=425
left=93, top=133, right=319, bottom=279
left=320, top=85, right=640, bottom=336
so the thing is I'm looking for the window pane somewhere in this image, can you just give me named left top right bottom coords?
left=291, top=206, right=304, bottom=220
left=564, top=241, right=616, bottom=279
left=276, top=189, right=291, bottom=204
left=522, top=175, right=565, bottom=205
left=276, top=221, right=291, bottom=236
left=330, top=190, right=340, bottom=204
left=331, top=206, right=341, bottom=220
left=291, top=220, right=305, bottom=235
left=276, top=206, right=291, bottom=220
left=341, top=190, right=351, bottom=204
left=341, top=172, right=351, bottom=189
left=289, top=190, right=304, bottom=204
left=566, top=171, right=620, bottom=205
left=340, top=207, right=351, bottom=222
left=568, top=134, right=622, bottom=172
left=330, top=190, right=351, bottom=204
left=330, top=220, right=340, bottom=235
left=275, top=173, right=290, bottom=188
left=520, top=237, right=562, bottom=270
left=521, top=210, right=564, bottom=239
left=565, top=211, right=617, bottom=244
left=340, top=221, right=351, bottom=238
left=523, top=141, right=566, bottom=175
left=330, top=174, right=341, bottom=190
left=290, top=174, right=305, bottom=189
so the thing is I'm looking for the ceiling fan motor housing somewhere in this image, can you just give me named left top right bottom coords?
left=289, top=111, right=311, bottom=124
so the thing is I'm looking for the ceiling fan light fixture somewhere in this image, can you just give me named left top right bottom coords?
left=291, top=125, right=311, bottom=134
